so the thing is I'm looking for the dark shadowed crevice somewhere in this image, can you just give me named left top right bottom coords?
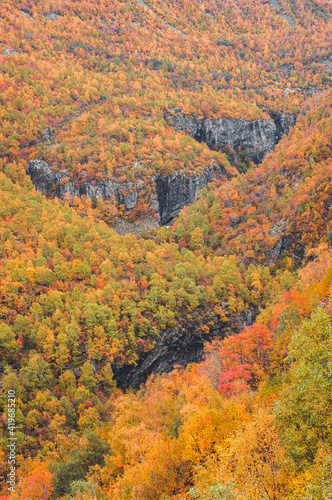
left=113, top=308, right=256, bottom=390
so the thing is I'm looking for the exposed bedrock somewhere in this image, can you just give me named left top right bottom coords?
left=165, top=109, right=297, bottom=164
left=27, top=160, right=225, bottom=225
left=156, top=164, right=226, bottom=224
left=113, top=308, right=255, bottom=390
left=26, top=159, right=155, bottom=211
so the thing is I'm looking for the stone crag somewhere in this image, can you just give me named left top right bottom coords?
left=165, top=109, right=296, bottom=164
left=155, top=164, right=226, bottom=224
left=27, top=159, right=157, bottom=212
left=113, top=309, right=255, bottom=390
left=27, top=160, right=225, bottom=225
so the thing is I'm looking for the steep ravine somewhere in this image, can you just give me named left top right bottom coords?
left=26, top=113, right=296, bottom=388
left=27, top=111, right=296, bottom=225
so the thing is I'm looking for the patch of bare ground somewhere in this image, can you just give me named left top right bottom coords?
left=113, top=216, right=159, bottom=236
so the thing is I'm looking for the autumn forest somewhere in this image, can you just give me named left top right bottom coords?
left=0, top=0, right=332, bottom=498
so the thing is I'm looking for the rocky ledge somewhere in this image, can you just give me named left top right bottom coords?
left=156, top=164, right=226, bottom=224
left=26, top=159, right=148, bottom=211
left=113, top=308, right=255, bottom=390
left=27, top=160, right=226, bottom=225
left=165, top=109, right=296, bottom=164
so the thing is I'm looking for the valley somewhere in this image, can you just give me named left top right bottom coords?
left=0, top=0, right=331, bottom=499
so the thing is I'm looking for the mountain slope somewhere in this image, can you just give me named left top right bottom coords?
left=1, top=0, right=331, bottom=221
left=0, top=0, right=332, bottom=498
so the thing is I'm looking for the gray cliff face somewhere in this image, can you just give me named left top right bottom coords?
left=27, top=160, right=110, bottom=199
left=165, top=109, right=296, bottom=164
left=156, top=164, right=225, bottom=224
left=269, top=111, right=297, bottom=142
left=27, top=160, right=225, bottom=225
left=27, top=160, right=152, bottom=211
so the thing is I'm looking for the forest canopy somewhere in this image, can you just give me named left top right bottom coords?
left=0, top=0, right=332, bottom=499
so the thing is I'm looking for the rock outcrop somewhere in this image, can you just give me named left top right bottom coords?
left=27, top=160, right=225, bottom=225
left=113, top=309, right=255, bottom=390
left=27, top=159, right=153, bottom=211
left=27, top=160, right=114, bottom=199
left=156, top=164, right=226, bottom=224
left=165, top=109, right=296, bottom=164
left=269, top=0, right=296, bottom=26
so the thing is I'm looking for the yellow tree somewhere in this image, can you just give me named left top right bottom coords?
left=219, top=409, right=289, bottom=500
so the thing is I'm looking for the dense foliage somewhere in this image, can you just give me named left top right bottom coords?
left=1, top=0, right=331, bottom=217
left=0, top=0, right=332, bottom=499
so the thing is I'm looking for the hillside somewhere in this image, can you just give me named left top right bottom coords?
left=1, top=0, right=331, bottom=222
left=0, top=0, right=332, bottom=499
